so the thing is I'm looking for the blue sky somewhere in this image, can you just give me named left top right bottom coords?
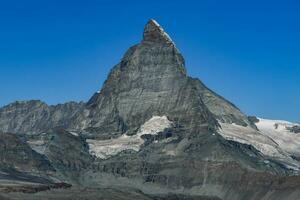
left=0, top=0, right=299, bottom=122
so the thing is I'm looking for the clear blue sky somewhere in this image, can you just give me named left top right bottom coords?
left=0, top=0, right=299, bottom=122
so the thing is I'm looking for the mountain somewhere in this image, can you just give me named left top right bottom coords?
left=0, top=100, right=84, bottom=134
left=0, top=20, right=300, bottom=200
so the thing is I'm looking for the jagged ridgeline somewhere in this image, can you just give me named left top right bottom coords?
left=0, top=20, right=300, bottom=200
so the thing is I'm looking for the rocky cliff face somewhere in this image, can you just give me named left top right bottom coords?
left=0, top=132, right=53, bottom=173
left=0, top=100, right=84, bottom=134
left=0, top=20, right=300, bottom=200
left=85, top=20, right=218, bottom=139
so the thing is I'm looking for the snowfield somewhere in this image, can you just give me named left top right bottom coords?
left=218, top=122, right=288, bottom=159
left=218, top=119, right=300, bottom=170
left=86, top=114, right=300, bottom=169
left=256, top=118, right=300, bottom=157
left=87, top=116, right=172, bottom=159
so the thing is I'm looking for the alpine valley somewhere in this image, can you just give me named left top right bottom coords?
left=0, top=20, right=300, bottom=200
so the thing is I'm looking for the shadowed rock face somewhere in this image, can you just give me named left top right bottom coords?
left=0, top=132, right=57, bottom=187
left=0, top=20, right=300, bottom=200
left=0, top=132, right=54, bottom=174
left=41, top=129, right=94, bottom=183
left=23, top=128, right=94, bottom=184
left=287, top=125, right=300, bottom=133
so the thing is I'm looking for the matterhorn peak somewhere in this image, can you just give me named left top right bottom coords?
left=142, top=19, right=174, bottom=45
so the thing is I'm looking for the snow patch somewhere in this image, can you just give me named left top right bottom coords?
left=218, top=122, right=285, bottom=158
left=27, top=140, right=47, bottom=155
left=256, top=118, right=300, bottom=156
left=218, top=122, right=300, bottom=170
left=87, top=116, right=172, bottom=159
left=163, top=150, right=176, bottom=156
left=0, top=171, right=9, bottom=176
left=69, top=131, right=79, bottom=137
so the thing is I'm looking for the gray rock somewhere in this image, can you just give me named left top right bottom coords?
left=287, top=125, right=300, bottom=133
left=0, top=100, right=84, bottom=134
left=143, top=19, right=174, bottom=45
left=85, top=23, right=217, bottom=137
left=0, top=132, right=55, bottom=183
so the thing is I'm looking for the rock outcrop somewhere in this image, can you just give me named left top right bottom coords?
left=0, top=132, right=54, bottom=174
left=0, top=100, right=84, bottom=134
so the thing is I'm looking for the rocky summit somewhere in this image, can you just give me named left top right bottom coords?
left=0, top=20, right=300, bottom=200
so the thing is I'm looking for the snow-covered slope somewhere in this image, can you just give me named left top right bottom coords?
left=256, top=118, right=300, bottom=157
left=218, top=118, right=300, bottom=170
left=87, top=116, right=173, bottom=159
left=219, top=122, right=285, bottom=158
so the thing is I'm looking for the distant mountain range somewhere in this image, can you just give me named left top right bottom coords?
left=0, top=20, right=299, bottom=200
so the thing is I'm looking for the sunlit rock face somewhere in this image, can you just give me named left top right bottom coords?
left=143, top=19, right=174, bottom=45
left=84, top=19, right=217, bottom=138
